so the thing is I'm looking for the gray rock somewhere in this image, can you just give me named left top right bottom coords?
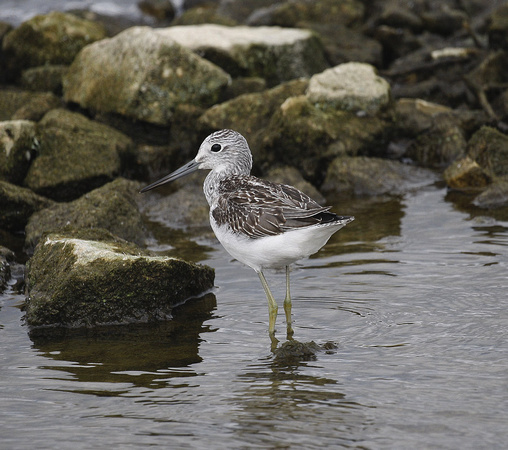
left=2, top=11, right=107, bottom=79
left=0, top=180, right=54, bottom=231
left=142, top=172, right=210, bottom=230
left=63, top=26, right=231, bottom=125
left=306, top=62, right=391, bottom=114
left=24, top=228, right=215, bottom=328
left=322, top=156, right=436, bottom=196
left=162, top=24, right=329, bottom=85
left=467, top=126, right=508, bottom=180
left=473, top=181, right=508, bottom=209
left=0, top=120, right=38, bottom=184
left=24, top=109, right=133, bottom=201
left=25, top=178, right=147, bottom=251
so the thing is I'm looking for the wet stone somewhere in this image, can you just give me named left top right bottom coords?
left=24, top=228, right=215, bottom=328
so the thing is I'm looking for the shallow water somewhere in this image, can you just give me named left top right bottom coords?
left=1, top=183, right=508, bottom=448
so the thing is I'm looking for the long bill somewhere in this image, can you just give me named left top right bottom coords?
left=140, top=159, right=200, bottom=193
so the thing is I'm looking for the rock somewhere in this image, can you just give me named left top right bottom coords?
left=0, top=89, right=62, bottom=121
left=2, top=11, right=107, bottom=80
left=263, top=95, right=388, bottom=182
left=395, top=98, right=453, bottom=135
left=304, top=23, right=383, bottom=67
left=405, top=115, right=467, bottom=167
left=488, top=3, right=508, bottom=50
left=0, top=245, right=15, bottom=292
left=63, top=26, right=230, bottom=125
left=265, top=165, right=325, bottom=204
left=0, top=120, right=38, bottom=184
left=161, top=24, right=329, bottom=85
left=138, top=0, right=176, bottom=22
left=245, top=0, right=365, bottom=27
left=10, top=92, right=63, bottom=121
left=25, top=178, right=147, bottom=251
left=420, top=7, right=468, bottom=35
left=142, top=172, right=210, bottom=230
left=24, top=228, right=215, bottom=328
left=0, top=180, right=55, bottom=231
left=24, top=109, right=133, bottom=201
left=222, top=76, right=267, bottom=100
left=473, top=181, right=508, bottom=208
left=172, top=4, right=237, bottom=26
left=466, top=126, right=508, bottom=179
left=443, top=156, right=491, bottom=190
left=216, top=0, right=282, bottom=23
left=20, top=65, right=69, bottom=95
left=306, top=62, right=391, bottom=114
left=321, top=156, right=435, bottom=196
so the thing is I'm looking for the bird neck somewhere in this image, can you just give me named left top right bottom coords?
left=203, top=164, right=249, bottom=207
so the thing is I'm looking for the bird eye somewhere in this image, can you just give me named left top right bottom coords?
left=211, top=143, right=222, bottom=153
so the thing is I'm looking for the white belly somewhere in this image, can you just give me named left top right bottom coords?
left=210, top=218, right=345, bottom=272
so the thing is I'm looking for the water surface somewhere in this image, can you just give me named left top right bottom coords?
left=1, top=183, right=507, bottom=448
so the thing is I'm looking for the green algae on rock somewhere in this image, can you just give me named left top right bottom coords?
left=24, top=228, right=215, bottom=328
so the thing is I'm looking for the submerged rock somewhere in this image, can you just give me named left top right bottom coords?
left=0, top=120, right=38, bottom=184
left=0, top=180, right=54, bottom=232
left=63, top=26, right=231, bottom=125
left=24, top=228, right=215, bottom=328
left=161, top=24, right=329, bottom=85
left=25, top=178, right=146, bottom=251
left=24, top=109, right=133, bottom=201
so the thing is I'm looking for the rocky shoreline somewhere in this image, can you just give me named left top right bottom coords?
left=1, top=0, right=507, bottom=329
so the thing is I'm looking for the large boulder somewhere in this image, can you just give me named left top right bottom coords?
left=24, top=109, right=133, bottom=201
left=0, top=120, right=38, bottom=184
left=2, top=11, right=106, bottom=79
left=0, top=180, right=54, bottom=232
left=24, top=228, right=215, bottom=328
left=161, top=24, right=329, bottom=85
left=25, top=178, right=146, bottom=251
left=63, top=26, right=231, bottom=125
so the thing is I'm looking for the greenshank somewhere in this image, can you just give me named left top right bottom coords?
left=141, top=129, right=354, bottom=341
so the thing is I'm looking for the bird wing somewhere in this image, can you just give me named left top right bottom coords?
left=212, top=175, right=335, bottom=238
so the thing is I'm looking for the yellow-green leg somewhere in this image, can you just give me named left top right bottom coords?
left=283, top=265, right=294, bottom=339
left=257, top=270, right=278, bottom=337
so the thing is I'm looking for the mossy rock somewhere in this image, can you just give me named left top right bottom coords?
left=25, top=178, right=146, bottom=251
left=24, top=109, right=133, bottom=201
left=25, top=228, right=215, bottom=328
left=2, top=11, right=106, bottom=79
left=0, top=180, right=55, bottom=232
